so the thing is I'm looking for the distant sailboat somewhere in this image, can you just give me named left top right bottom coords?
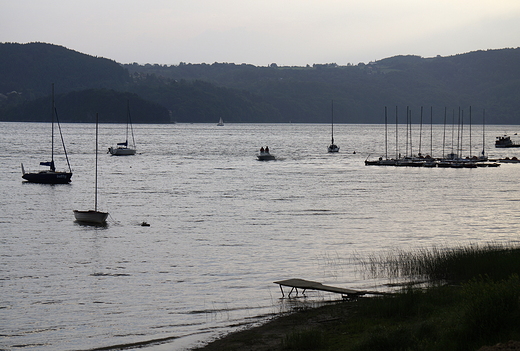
left=217, top=117, right=224, bottom=126
left=74, top=113, right=109, bottom=225
left=21, top=84, right=73, bottom=184
left=108, top=100, right=136, bottom=155
left=327, top=100, right=339, bottom=152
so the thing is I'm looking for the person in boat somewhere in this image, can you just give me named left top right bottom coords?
left=265, top=146, right=269, bottom=153
left=260, top=147, right=264, bottom=153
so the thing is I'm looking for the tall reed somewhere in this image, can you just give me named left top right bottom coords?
left=357, top=242, right=520, bottom=284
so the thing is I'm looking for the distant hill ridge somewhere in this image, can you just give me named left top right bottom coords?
left=1, top=42, right=519, bottom=124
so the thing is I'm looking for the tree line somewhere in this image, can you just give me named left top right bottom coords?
left=1, top=42, right=520, bottom=124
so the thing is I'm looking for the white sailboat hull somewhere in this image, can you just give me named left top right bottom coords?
left=108, top=146, right=136, bottom=155
left=73, top=210, right=108, bottom=225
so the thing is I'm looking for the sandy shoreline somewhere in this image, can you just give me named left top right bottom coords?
left=192, top=301, right=350, bottom=350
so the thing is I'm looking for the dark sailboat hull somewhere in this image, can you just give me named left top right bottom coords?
left=22, top=171, right=72, bottom=184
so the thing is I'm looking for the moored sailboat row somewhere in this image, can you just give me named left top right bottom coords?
left=365, top=106, right=501, bottom=168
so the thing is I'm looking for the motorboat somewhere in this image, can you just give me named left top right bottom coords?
left=495, top=135, right=520, bottom=148
left=257, top=152, right=275, bottom=161
left=257, top=147, right=275, bottom=161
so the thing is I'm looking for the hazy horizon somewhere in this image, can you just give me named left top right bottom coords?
left=1, top=0, right=520, bottom=66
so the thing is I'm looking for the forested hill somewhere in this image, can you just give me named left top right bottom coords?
left=124, top=49, right=520, bottom=124
left=0, top=42, right=131, bottom=98
left=1, top=42, right=520, bottom=124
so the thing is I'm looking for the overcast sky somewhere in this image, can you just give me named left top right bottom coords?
left=1, top=0, right=520, bottom=66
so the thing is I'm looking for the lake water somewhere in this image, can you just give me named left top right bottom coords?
left=2, top=122, right=520, bottom=350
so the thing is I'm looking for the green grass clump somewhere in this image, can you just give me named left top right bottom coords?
left=456, top=274, right=520, bottom=345
left=282, top=329, right=325, bottom=350
left=359, top=242, right=520, bottom=284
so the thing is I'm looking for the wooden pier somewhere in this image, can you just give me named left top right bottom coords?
left=274, top=278, right=388, bottom=299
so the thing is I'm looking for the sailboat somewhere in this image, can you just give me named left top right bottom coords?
left=74, top=113, right=109, bottom=225
left=108, top=100, right=136, bottom=155
left=327, top=100, right=339, bottom=152
left=21, top=84, right=73, bottom=184
left=217, top=117, right=224, bottom=126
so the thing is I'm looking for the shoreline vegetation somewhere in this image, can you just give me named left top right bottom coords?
left=195, top=243, right=520, bottom=350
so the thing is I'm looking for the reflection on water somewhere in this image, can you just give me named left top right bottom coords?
left=1, top=122, right=520, bottom=350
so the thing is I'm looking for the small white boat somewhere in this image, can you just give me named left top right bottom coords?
left=108, top=146, right=136, bottom=156
left=217, top=117, right=224, bottom=126
left=74, top=114, right=109, bottom=225
left=108, top=101, right=136, bottom=155
left=73, top=210, right=108, bottom=224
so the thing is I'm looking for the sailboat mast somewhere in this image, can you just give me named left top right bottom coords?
left=405, top=106, right=409, bottom=157
left=469, top=106, right=472, bottom=157
left=419, top=106, right=423, bottom=156
left=125, top=101, right=129, bottom=146
left=442, top=107, right=447, bottom=158
left=482, top=109, right=486, bottom=157
left=395, top=106, right=399, bottom=159
left=385, top=106, right=388, bottom=160
left=451, top=109, right=455, bottom=157
left=128, top=100, right=136, bottom=148
left=408, top=107, right=412, bottom=157
left=331, top=100, right=334, bottom=144
left=430, top=106, right=433, bottom=157
left=95, top=113, right=99, bottom=212
left=51, top=84, right=55, bottom=167
left=456, top=108, right=461, bottom=158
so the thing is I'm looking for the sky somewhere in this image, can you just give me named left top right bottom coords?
left=1, top=0, right=520, bottom=67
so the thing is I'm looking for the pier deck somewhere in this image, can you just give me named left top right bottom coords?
left=274, top=278, right=369, bottom=299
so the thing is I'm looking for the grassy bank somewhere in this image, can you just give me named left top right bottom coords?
left=197, top=243, right=520, bottom=350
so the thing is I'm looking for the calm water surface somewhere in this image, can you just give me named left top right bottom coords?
left=1, top=122, right=520, bottom=350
